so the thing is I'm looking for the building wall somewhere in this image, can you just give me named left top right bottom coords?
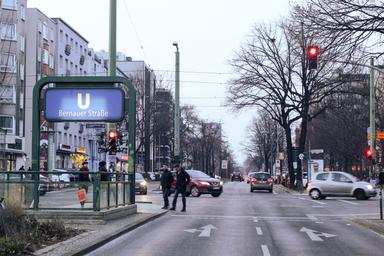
left=0, top=0, right=27, bottom=171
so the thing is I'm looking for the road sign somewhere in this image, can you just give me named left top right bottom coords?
left=45, top=88, right=124, bottom=122
left=299, top=153, right=305, bottom=160
left=221, top=160, right=228, bottom=170
left=378, top=132, right=384, bottom=139
left=86, top=123, right=106, bottom=129
left=184, top=224, right=217, bottom=237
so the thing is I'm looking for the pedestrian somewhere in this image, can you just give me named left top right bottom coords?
left=160, top=165, right=174, bottom=209
left=79, top=161, right=90, bottom=193
left=99, top=161, right=109, bottom=181
left=170, top=165, right=190, bottom=212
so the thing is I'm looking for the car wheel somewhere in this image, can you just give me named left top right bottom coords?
left=142, top=189, right=147, bottom=195
left=354, top=189, right=367, bottom=200
left=309, top=189, right=321, bottom=200
left=269, top=189, right=273, bottom=193
left=190, top=186, right=200, bottom=197
left=319, top=195, right=327, bottom=200
left=211, top=193, right=221, bottom=197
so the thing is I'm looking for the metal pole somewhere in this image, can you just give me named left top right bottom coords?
left=173, top=42, right=180, bottom=164
left=109, top=0, right=117, bottom=76
left=370, top=58, right=376, bottom=176
left=380, top=186, right=383, bottom=220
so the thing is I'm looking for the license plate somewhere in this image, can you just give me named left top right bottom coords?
left=213, top=186, right=220, bottom=190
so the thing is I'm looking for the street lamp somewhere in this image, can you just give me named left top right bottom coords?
left=173, top=42, right=180, bottom=164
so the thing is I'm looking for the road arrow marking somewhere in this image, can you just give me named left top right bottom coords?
left=300, top=227, right=336, bottom=241
left=184, top=224, right=217, bottom=237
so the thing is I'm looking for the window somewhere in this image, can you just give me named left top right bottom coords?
left=60, top=30, right=63, bottom=43
left=42, top=49, right=49, bottom=64
left=0, top=53, right=16, bottom=73
left=19, top=64, right=24, bottom=80
left=0, top=85, right=15, bottom=104
left=49, top=54, right=54, bottom=69
left=0, top=116, right=14, bottom=134
left=1, top=23, right=17, bottom=41
left=59, top=55, right=63, bottom=68
left=20, top=5, right=26, bottom=20
left=19, top=35, right=25, bottom=52
left=37, top=48, right=41, bottom=62
left=316, top=173, right=329, bottom=181
left=63, top=133, right=68, bottom=144
left=332, top=173, right=352, bottom=183
left=42, top=22, right=48, bottom=40
left=1, top=0, right=17, bottom=10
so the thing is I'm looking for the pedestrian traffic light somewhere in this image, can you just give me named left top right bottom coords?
left=307, top=45, right=319, bottom=70
left=365, top=148, right=373, bottom=160
left=108, top=130, right=118, bottom=155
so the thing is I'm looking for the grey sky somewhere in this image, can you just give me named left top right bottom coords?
left=28, top=0, right=291, bottom=164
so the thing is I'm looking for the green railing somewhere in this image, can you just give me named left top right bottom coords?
left=0, top=170, right=133, bottom=211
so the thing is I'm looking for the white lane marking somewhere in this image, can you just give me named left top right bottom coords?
left=300, top=227, right=337, bottom=242
left=306, top=214, right=319, bottom=221
left=273, top=190, right=277, bottom=195
left=338, top=199, right=359, bottom=205
left=261, top=245, right=271, bottom=256
left=253, top=217, right=258, bottom=222
left=184, top=224, right=217, bottom=237
left=312, top=205, right=324, bottom=208
left=315, top=221, right=324, bottom=224
left=298, top=197, right=327, bottom=205
left=256, top=227, right=263, bottom=235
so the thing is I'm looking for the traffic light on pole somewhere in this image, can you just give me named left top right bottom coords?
left=365, top=148, right=373, bottom=161
left=108, top=129, right=118, bottom=155
left=307, top=45, right=319, bottom=70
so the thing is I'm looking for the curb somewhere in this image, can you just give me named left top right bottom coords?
left=351, top=219, right=384, bottom=239
left=73, top=211, right=168, bottom=256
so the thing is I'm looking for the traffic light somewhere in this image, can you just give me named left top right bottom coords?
left=108, top=129, right=118, bottom=155
left=307, top=45, right=319, bottom=70
left=365, top=148, right=373, bottom=161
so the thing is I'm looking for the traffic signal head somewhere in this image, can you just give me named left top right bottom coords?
left=108, top=130, right=118, bottom=154
left=365, top=148, right=373, bottom=160
left=307, top=45, right=319, bottom=70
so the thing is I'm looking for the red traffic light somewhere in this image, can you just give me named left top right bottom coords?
left=365, top=148, right=373, bottom=159
left=108, top=130, right=117, bottom=140
left=308, top=46, right=319, bottom=57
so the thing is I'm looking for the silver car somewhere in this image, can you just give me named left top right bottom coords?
left=307, top=171, right=377, bottom=200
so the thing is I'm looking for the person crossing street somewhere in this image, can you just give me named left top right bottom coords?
left=160, top=165, right=174, bottom=209
left=170, top=165, right=190, bottom=212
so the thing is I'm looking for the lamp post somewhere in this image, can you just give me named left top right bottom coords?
left=173, top=42, right=180, bottom=164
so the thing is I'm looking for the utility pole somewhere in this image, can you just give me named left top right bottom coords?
left=173, top=42, right=180, bottom=165
left=370, top=57, right=376, bottom=177
left=109, top=0, right=116, bottom=77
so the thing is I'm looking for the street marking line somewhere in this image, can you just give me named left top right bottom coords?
left=338, top=199, right=359, bottom=205
left=256, top=227, right=263, bottom=235
left=312, top=205, right=323, bottom=208
left=300, top=227, right=336, bottom=242
left=298, top=197, right=327, bottom=205
left=306, top=214, right=319, bottom=221
left=261, top=245, right=271, bottom=256
left=273, top=190, right=277, bottom=195
left=253, top=218, right=258, bottom=223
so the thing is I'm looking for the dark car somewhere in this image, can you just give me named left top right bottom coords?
left=249, top=172, right=273, bottom=193
left=171, top=170, right=223, bottom=197
left=231, top=171, right=243, bottom=182
left=135, top=173, right=147, bottom=195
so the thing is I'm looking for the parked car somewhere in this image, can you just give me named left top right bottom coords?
left=249, top=172, right=273, bottom=193
left=39, top=174, right=53, bottom=195
left=135, top=173, right=147, bottom=195
left=231, top=171, right=243, bottom=182
left=307, top=171, right=377, bottom=200
left=51, top=169, right=73, bottom=188
left=171, top=170, right=223, bottom=197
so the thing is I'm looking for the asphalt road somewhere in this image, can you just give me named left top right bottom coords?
left=87, top=181, right=384, bottom=256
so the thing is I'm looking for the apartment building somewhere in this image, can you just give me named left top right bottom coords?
left=0, top=0, right=27, bottom=171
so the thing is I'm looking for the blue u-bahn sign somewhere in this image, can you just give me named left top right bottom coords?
left=45, top=88, right=124, bottom=122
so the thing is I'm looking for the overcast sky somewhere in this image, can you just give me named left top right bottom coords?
left=28, top=0, right=291, bottom=164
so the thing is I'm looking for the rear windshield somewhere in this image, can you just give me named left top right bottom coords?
left=251, top=173, right=271, bottom=180
left=135, top=173, right=144, bottom=180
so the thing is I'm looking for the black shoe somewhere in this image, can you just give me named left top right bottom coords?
left=161, top=206, right=168, bottom=209
left=169, top=207, right=175, bottom=211
left=181, top=209, right=186, bottom=212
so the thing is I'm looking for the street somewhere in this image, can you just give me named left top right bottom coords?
left=86, top=181, right=384, bottom=256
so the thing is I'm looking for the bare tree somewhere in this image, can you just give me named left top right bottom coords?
left=228, top=18, right=361, bottom=188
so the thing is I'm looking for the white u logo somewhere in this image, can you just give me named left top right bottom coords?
left=77, top=93, right=90, bottom=109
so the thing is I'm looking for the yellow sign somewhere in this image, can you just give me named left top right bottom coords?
left=368, top=132, right=384, bottom=140
left=76, top=146, right=87, bottom=154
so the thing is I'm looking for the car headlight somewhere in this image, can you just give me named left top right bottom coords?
left=220, top=181, right=224, bottom=186
left=200, top=181, right=210, bottom=186
left=140, top=181, right=147, bottom=186
left=365, top=185, right=373, bottom=190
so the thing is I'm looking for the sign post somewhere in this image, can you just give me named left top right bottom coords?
left=32, top=76, right=136, bottom=210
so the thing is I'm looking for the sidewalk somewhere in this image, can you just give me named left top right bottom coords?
left=274, top=184, right=306, bottom=195
left=352, top=219, right=384, bottom=238
left=34, top=203, right=167, bottom=256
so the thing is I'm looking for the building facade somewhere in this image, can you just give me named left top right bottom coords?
left=0, top=0, right=27, bottom=171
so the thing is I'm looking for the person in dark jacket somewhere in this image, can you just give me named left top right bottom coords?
left=79, top=161, right=90, bottom=193
left=160, top=165, right=174, bottom=209
left=99, top=161, right=109, bottom=181
left=170, top=165, right=190, bottom=212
